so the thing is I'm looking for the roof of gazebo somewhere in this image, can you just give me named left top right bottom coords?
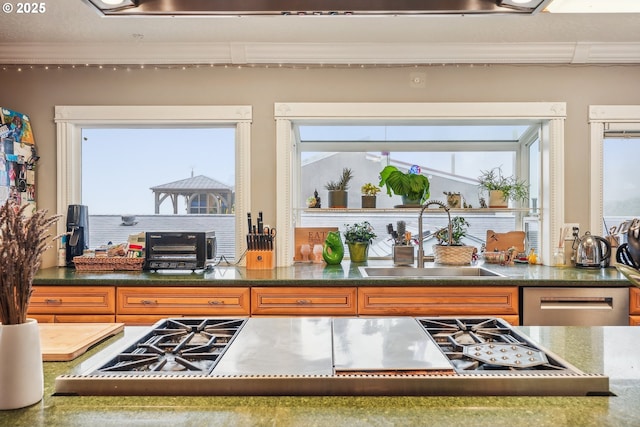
left=150, top=175, right=233, bottom=192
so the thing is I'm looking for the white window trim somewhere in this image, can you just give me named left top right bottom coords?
left=54, top=105, right=252, bottom=263
left=589, top=105, right=640, bottom=235
left=275, top=102, right=566, bottom=266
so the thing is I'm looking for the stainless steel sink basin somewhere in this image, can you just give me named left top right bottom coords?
left=358, top=266, right=504, bottom=278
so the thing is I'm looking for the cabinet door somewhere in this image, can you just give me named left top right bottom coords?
left=358, top=286, right=519, bottom=317
left=630, top=287, right=640, bottom=315
left=117, top=287, right=250, bottom=316
left=28, top=286, right=116, bottom=315
left=251, top=287, right=357, bottom=316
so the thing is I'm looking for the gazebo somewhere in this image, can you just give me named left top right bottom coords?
left=150, top=174, right=234, bottom=214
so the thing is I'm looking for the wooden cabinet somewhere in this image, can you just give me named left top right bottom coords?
left=116, top=287, right=250, bottom=325
left=28, top=286, right=116, bottom=323
left=251, top=287, right=357, bottom=316
left=358, top=286, right=520, bottom=325
left=630, top=287, right=640, bottom=325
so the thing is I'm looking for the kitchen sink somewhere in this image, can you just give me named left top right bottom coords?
left=358, top=266, right=504, bottom=278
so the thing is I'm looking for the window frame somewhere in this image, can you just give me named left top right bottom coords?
left=54, top=105, right=252, bottom=263
left=589, top=105, right=640, bottom=235
left=275, top=102, right=566, bottom=266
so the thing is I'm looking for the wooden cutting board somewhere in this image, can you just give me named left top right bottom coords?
left=485, top=230, right=526, bottom=253
left=39, top=323, right=124, bottom=361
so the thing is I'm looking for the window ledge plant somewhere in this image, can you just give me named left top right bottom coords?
left=325, top=168, right=353, bottom=208
left=361, top=183, right=381, bottom=197
left=379, top=165, right=430, bottom=205
left=477, top=167, right=529, bottom=207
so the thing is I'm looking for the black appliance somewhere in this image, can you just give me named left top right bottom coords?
left=145, top=231, right=216, bottom=270
left=65, top=204, right=89, bottom=267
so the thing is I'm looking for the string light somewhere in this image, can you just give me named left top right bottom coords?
left=0, top=62, right=628, bottom=73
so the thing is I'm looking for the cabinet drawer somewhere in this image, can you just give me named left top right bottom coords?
left=358, top=286, right=519, bottom=316
left=28, top=286, right=115, bottom=315
left=630, top=315, right=640, bottom=326
left=117, top=287, right=250, bottom=316
left=630, top=288, right=640, bottom=315
left=251, top=287, right=357, bottom=316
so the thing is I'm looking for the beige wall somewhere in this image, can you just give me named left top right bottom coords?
left=4, top=64, right=639, bottom=267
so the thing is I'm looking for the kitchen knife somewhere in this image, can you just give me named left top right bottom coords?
left=257, top=211, right=264, bottom=234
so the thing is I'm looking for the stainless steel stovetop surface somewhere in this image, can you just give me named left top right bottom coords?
left=55, top=317, right=611, bottom=397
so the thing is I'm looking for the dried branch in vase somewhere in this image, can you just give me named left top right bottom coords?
left=0, top=200, right=61, bottom=325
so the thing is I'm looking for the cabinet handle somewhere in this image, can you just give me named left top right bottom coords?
left=140, top=299, right=158, bottom=305
left=296, top=299, right=311, bottom=305
left=208, top=300, right=224, bottom=305
left=44, top=298, right=62, bottom=304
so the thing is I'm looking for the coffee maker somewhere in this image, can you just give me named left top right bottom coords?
left=65, top=204, right=89, bottom=267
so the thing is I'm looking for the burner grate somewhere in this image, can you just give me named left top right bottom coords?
left=417, top=317, right=569, bottom=372
left=94, top=318, right=246, bottom=375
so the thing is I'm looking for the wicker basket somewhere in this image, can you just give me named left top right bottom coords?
left=73, top=256, right=144, bottom=271
left=432, top=245, right=475, bottom=265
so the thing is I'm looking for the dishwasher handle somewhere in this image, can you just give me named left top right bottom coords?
left=539, top=296, right=613, bottom=310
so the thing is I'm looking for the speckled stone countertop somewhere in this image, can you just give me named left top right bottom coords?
left=34, top=261, right=631, bottom=287
left=1, top=325, right=639, bottom=427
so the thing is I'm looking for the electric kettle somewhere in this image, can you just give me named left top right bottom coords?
left=575, top=231, right=611, bottom=268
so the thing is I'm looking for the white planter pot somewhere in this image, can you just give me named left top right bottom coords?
left=0, top=318, right=44, bottom=410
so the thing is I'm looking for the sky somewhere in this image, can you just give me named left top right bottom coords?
left=81, top=128, right=235, bottom=215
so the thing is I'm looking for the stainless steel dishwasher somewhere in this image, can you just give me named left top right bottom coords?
left=522, top=287, right=629, bottom=326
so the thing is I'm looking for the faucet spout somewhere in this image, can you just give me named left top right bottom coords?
left=417, top=200, right=452, bottom=268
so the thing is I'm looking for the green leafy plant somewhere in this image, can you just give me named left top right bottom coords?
left=361, top=183, right=381, bottom=196
left=343, top=221, right=377, bottom=244
left=435, top=216, right=469, bottom=246
left=477, top=167, right=529, bottom=203
left=325, top=168, right=353, bottom=191
left=378, top=165, right=430, bottom=204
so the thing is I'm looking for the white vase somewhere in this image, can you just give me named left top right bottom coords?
left=0, top=318, right=44, bottom=410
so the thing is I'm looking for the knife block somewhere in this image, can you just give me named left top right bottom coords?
left=246, top=249, right=275, bottom=270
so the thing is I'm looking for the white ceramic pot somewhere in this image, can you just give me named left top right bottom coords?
left=0, top=318, right=44, bottom=410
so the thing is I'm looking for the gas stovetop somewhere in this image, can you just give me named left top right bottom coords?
left=416, top=317, right=567, bottom=373
left=55, top=317, right=610, bottom=397
left=93, top=318, right=246, bottom=375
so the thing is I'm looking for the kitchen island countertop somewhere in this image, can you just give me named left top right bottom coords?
left=1, top=324, right=639, bottom=427
left=34, top=261, right=631, bottom=287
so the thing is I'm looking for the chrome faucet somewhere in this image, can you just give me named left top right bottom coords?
left=417, top=200, right=452, bottom=268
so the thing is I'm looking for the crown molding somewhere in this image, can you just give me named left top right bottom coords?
left=1, top=41, right=639, bottom=65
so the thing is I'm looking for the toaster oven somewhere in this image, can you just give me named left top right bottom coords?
left=144, top=231, right=216, bottom=271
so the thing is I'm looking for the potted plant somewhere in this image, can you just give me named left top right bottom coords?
left=435, top=216, right=470, bottom=246
left=343, top=221, right=377, bottom=263
left=431, top=211, right=476, bottom=265
left=378, top=165, right=430, bottom=206
left=325, top=168, right=353, bottom=208
left=0, top=200, right=61, bottom=410
left=360, top=183, right=380, bottom=208
left=477, top=167, right=529, bottom=208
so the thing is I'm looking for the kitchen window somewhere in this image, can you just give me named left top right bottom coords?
left=275, top=102, right=566, bottom=266
left=589, top=105, right=640, bottom=236
left=55, top=105, right=252, bottom=263
left=296, top=126, right=538, bottom=257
